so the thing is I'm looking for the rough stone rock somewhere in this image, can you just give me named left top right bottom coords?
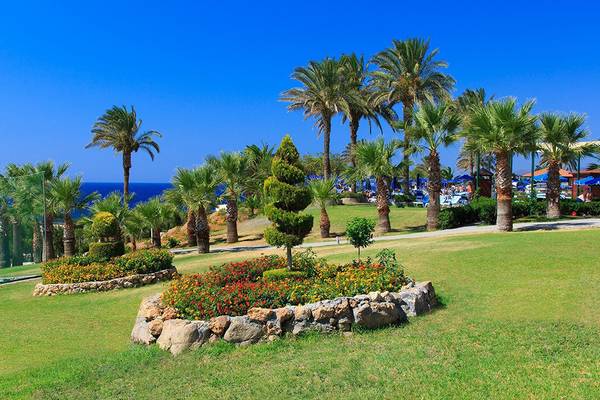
left=131, top=317, right=156, bottom=345
left=266, top=320, right=282, bottom=336
left=138, top=294, right=163, bottom=321
left=312, top=302, right=335, bottom=322
left=353, top=302, right=404, bottom=329
left=294, top=305, right=312, bottom=321
left=148, top=319, right=164, bottom=336
left=274, top=307, right=294, bottom=323
left=292, top=320, right=313, bottom=336
left=162, top=307, right=179, bottom=321
left=398, top=281, right=437, bottom=317
left=157, top=319, right=210, bottom=356
left=209, top=315, right=231, bottom=336
left=247, top=307, right=274, bottom=322
left=368, top=291, right=383, bottom=302
left=337, top=317, right=352, bottom=332
left=334, top=298, right=352, bottom=319
left=223, top=316, right=265, bottom=345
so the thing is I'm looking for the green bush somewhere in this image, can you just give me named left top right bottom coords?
left=114, top=249, right=173, bottom=275
left=90, top=212, right=120, bottom=239
left=88, top=241, right=125, bottom=259
left=263, top=268, right=307, bottom=282
left=346, top=217, right=375, bottom=257
left=471, top=197, right=497, bottom=224
left=166, top=237, right=180, bottom=248
left=340, top=191, right=367, bottom=202
left=394, top=194, right=416, bottom=207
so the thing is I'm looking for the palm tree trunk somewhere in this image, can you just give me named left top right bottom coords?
left=349, top=115, right=360, bottom=192
left=122, top=152, right=132, bottom=203
left=63, top=212, right=75, bottom=257
left=131, top=237, right=137, bottom=251
left=12, top=221, right=23, bottom=266
left=43, top=212, right=55, bottom=261
left=320, top=206, right=331, bottom=238
left=286, top=246, right=293, bottom=270
left=186, top=209, right=197, bottom=247
left=152, top=227, right=161, bottom=248
left=323, top=114, right=332, bottom=179
left=32, top=220, right=42, bottom=263
left=195, top=205, right=210, bottom=253
left=495, top=151, right=513, bottom=231
left=226, top=197, right=238, bottom=243
left=0, top=217, right=9, bottom=268
left=427, top=151, right=442, bottom=231
left=401, top=100, right=414, bottom=193
left=376, top=176, right=391, bottom=232
left=546, top=160, right=561, bottom=219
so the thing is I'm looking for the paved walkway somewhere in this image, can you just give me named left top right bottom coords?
left=171, top=218, right=600, bottom=255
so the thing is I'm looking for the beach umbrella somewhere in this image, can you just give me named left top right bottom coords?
left=534, top=173, right=568, bottom=182
left=575, top=176, right=595, bottom=185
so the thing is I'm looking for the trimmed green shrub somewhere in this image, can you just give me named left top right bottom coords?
left=90, top=212, right=120, bottom=239
left=471, top=197, right=497, bottom=224
left=340, top=191, right=367, bottom=202
left=394, top=194, right=416, bottom=207
left=166, top=237, right=180, bottom=248
left=115, top=248, right=173, bottom=275
left=264, top=135, right=313, bottom=267
left=263, top=268, right=307, bottom=282
left=88, top=241, right=125, bottom=260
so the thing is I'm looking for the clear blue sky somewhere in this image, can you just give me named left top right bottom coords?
left=1, top=0, right=599, bottom=182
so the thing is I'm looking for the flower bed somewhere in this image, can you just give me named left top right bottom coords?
left=162, top=250, right=410, bottom=320
left=41, top=249, right=174, bottom=284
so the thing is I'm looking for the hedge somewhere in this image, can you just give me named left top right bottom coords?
left=439, top=198, right=600, bottom=229
left=41, top=249, right=174, bottom=284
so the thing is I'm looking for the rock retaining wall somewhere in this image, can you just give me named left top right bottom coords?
left=32, top=268, right=178, bottom=296
left=131, top=281, right=437, bottom=356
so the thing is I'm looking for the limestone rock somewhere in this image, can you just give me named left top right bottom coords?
left=161, top=307, right=179, bottom=321
left=353, top=302, right=405, bottom=329
left=157, top=319, right=210, bottom=356
left=247, top=307, right=274, bottom=322
left=209, top=315, right=231, bottom=336
left=274, top=307, right=294, bottom=323
left=294, top=305, right=312, bottom=321
left=148, top=319, right=164, bottom=336
left=223, top=316, right=265, bottom=345
left=131, top=317, right=156, bottom=345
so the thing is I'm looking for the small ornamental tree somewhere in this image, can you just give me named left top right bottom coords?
left=264, top=135, right=313, bottom=269
left=346, top=217, right=375, bottom=259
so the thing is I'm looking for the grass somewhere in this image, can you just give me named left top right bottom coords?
left=0, top=263, right=41, bottom=278
left=2, top=228, right=600, bottom=399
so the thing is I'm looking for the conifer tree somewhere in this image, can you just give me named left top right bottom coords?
left=264, top=135, right=313, bottom=269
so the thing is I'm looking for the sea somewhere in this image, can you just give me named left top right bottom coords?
left=81, top=182, right=172, bottom=206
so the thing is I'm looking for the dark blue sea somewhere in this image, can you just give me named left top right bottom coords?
left=81, top=182, right=172, bottom=207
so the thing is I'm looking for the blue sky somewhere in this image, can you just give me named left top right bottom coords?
left=1, top=1, right=599, bottom=182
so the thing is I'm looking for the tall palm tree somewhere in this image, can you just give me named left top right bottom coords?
left=537, top=113, right=597, bottom=218
left=36, top=161, right=69, bottom=261
left=165, top=168, right=200, bottom=247
left=281, top=57, right=357, bottom=179
left=208, top=152, right=248, bottom=243
left=340, top=54, right=393, bottom=189
left=86, top=105, right=161, bottom=202
left=441, top=166, right=454, bottom=181
left=134, top=197, right=175, bottom=248
left=308, top=178, right=338, bottom=238
left=371, top=38, right=455, bottom=193
left=191, top=165, right=219, bottom=253
left=353, top=138, right=402, bottom=232
left=413, top=101, right=461, bottom=230
left=455, top=88, right=495, bottom=178
left=464, top=98, right=538, bottom=231
left=51, top=176, right=99, bottom=256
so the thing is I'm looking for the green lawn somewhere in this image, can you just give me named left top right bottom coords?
left=0, top=263, right=41, bottom=278
left=2, top=229, right=600, bottom=399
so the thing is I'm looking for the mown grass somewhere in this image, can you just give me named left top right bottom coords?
left=2, top=229, right=600, bottom=399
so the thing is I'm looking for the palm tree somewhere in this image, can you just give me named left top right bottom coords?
left=134, top=197, right=175, bottom=248
left=51, top=176, right=99, bottom=256
left=371, top=38, right=455, bottom=193
left=191, top=165, right=219, bottom=253
left=464, top=98, right=538, bottom=231
left=537, top=113, right=597, bottom=218
left=243, top=144, right=275, bottom=215
left=340, top=54, right=393, bottom=189
left=353, top=138, right=402, bottom=232
left=308, top=178, right=338, bottom=238
left=208, top=152, right=248, bottom=243
left=86, top=105, right=161, bottom=201
left=413, top=101, right=461, bottom=230
left=166, top=168, right=200, bottom=247
left=441, top=166, right=454, bottom=181
left=281, top=57, right=357, bottom=179
left=36, top=161, right=69, bottom=261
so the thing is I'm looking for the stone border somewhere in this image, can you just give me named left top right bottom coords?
left=131, top=281, right=437, bottom=356
left=32, top=268, right=178, bottom=296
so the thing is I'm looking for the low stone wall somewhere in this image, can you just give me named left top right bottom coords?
left=33, top=268, right=178, bottom=296
left=131, top=281, right=437, bottom=356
